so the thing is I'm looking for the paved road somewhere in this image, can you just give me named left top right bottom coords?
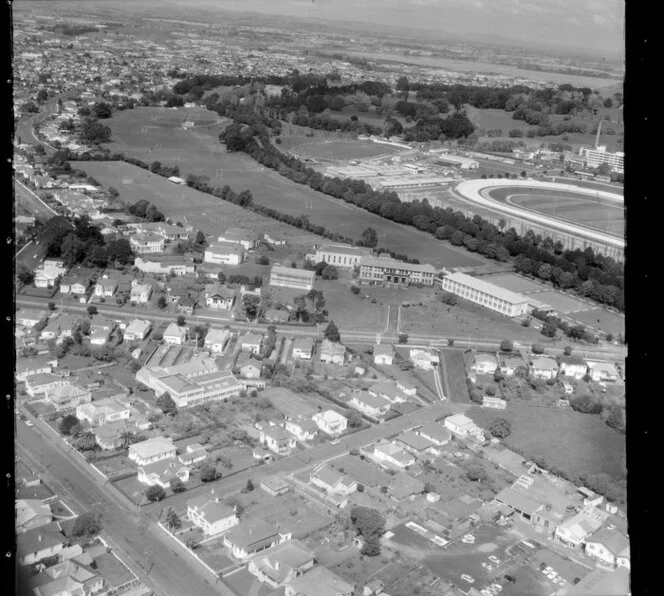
left=16, top=419, right=236, bottom=596
left=15, top=178, right=58, bottom=222
left=144, top=401, right=454, bottom=516
left=15, top=296, right=627, bottom=362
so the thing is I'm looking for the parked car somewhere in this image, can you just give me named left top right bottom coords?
left=488, top=556, right=501, bottom=565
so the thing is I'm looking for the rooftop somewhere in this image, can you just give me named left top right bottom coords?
left=444, top=272, right=529, bottom=305
left=360, top=255, right=436, bottom=274
left=224, top=519, right=280, bottom=550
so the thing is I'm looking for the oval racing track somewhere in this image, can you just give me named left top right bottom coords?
left=453, top=179, right=624, bottom=251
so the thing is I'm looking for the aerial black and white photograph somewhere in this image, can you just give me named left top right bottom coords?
left=9, top=1, right=630, bottom=595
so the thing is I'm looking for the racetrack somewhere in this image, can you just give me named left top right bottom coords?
left=453, top=179, right=624, bottom=252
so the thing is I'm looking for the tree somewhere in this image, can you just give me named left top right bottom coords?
left=217, top=271, right=226, bottom=284
left=92, top=101, right=113, bottom=119
left=488, top=417, right=512, bottom=439
left=570, top=394, right=603, bottom=414
left=120, top=430, right=137, bottom=450
left=398, top=333, right=408, bottom=344
left=59, top=414, right=81, bottom=436
left=563, top=346, right=573, bottom=356
left=321, top=265, right=339, bottom=280
left=350, top=506, right=385, bottom=541
left=541, top=322, right=557, bottom=338
left=145, top=485, right=166, bottom=502
left=242, top=294, right=261, bottom=320
left=531, top=344, right=545, bottom=354
left=156, top=393, right=177, bottom=416
left=157, top=295, right=167, bottom=309
left=500, top=339, right=513, bottom=352
left=165, top=507, right=181, bottom=530
left=106, top=238, right=134, bottom=265
left=72, top=512, right=101, bottom=537
left=16, top=263, right=35, bottom=285
left=347, top=411, right=363, bottom=428
left=200, top=464, right=219, bottom=482
left=48, top=301, right=56, bottom=311
left=440, top=292, right=457, bottom=306
left=603, top=97, right=613, bottom=108
left=245, top=479, right=255, bottom=492
left=256, top=255, right=270, bottom=266
left=464, top=463, right=488, bottom=483
left=360, top=227, right=378, bottom=248
left=176, top=315, right=186, bottom=327
left=74, top=430, right=97, bottom=451
left=423, top=482, right=437, bottom=494
left=87, top=305, right=98, bottom=316
left=170, top=477, right=186, bottom=493
left=324, top=320, right=341, bottom=343
left=360, top=536, right=381, bottom=557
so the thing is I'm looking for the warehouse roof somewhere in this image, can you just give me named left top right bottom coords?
left=444, top=272, right=528, bottom=305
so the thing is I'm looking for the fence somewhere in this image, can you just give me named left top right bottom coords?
left=156, top=521, right=222, bottom=578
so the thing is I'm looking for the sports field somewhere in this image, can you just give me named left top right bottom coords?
left=99, top=108, right=484, bottom=268
left=287, top=139, right=401, bottom=161
left=482, top=273, right=545, bottom=294
left=528, top=290, right=589, bottom=314
left=487, top=187, right=624, bottom=237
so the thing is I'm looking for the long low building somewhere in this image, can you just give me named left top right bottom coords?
left=440, top=272, right=529, bottom=317
left=359, top=256, right=436, bottom=286
left=136, top=359, right=243, bottom=408
left=313, top=244, right=371, bottom=269
left=269, top=265, right=316, bottom=291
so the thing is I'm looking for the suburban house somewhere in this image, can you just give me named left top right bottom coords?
left=28, top=559, right=103, bottom=596
left=204, top=284, right=235, bottom=310
left=348, top=391, right=391, bottom=420
left=482, top=396, right=507, bottom=409
left=373, top=442, right=416, bottom=468
left=217, top=227, right=259, bottom=251
left=128, top=437, right=177, bottom=466
left=94, top=421, right=129, bottom=451
left=76, top=398, right=131, bottom=426
left=388, top=471, right=426, bottom=502
left=310, top=464, right=357, bottom=496
left=530, top=356, right=559, bottom=380
left=187, top=493, right=239, bottom=536
left=133, top=256, right=196, bottom=277
left=319, top=340, right=346, bottom=365
left=410, top=349, right=439, bottom=370
left=237, top=353, right=262, bottom=378
left=260, top=475, right=291, bottom=497
left=129, top=232, right=165, bottom=255
left=260, top=424, right=297, bottom=455
left=367, top=381, right=407, bottom=404
left=163, top=323, right=187, bottom=345
left=46, top=384, right=92, bottom=411
left=176, top=296, right=197, bottom=316
left=269, top=265, right=315, bottom=291
left=248, top=539, right=316, bottom=589
left=587, top=361, right=621, bottom=383
left=15, top=356, right=57, bottom=382
left=223, top=519, right=292, bottom=560
left=204, top=241, right=245, bottom=265
left=239, top=332, right=263, bottom=354
left=396, top=380, right=418, bottom=396
left=292, top=337, right=314, bottom=360
left=444, top=414, right=485, bottom=440
left=25, top=373, right=70, bottom=398
left=204, top=328, right=231, bottom=354
left=396, top=430, right=439, bottom=458
left=585, top=527, right=630, bottom=570
left=284, top=416, right=318, bottom=442
left=284, top=564, right=354, bottom=596
left=416, top=422, right=452, bottom=446
left=129, top=282, right=153, bottom=304
left=373, top=343, right=395, bottom=365
left=312, top=410, right=348, bottom=436
left=471, top=353, right=499, bottom=376
left=94, top=278, right=118, bottom=298
left=89, top=315, right=115, bottom=335
left=123, top=319, right=152, bottom=341
left=59, top=274, right=92, bottom=296
left=558, top=355, right=589, bottom=379
left=16, top=500, right=53, bottom=534
left=17, top=309, right=48, bottom=328
left=178, top=443, right=207, bottom=466
left=34, top=268, right=61, bottom=289
left=137, top=459, right=190, bottom=488
left=17, top=522, right=66, bottom=565
left=554, top=507, right=611, bottom=549
left=89, top=328, right=111, bottom=346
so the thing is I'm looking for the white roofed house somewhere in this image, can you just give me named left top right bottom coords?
left=410, top=349, right=439, bottom=370
left=129, top=282, right=153, bottom=304
left=15, top=356, right=57, bottom=382
left=25, top=373, right=70, bottom=398
left=558, top=355, right=588, bottom=380
left=444, top=414, right=485, bottom=440
left=313, top=244, right=371, bottom=269
left=187, top=492, right=239, bottom=536
left=284, top=565, right=354, bottom=596
left=34, top=267, right=62, bottom=289
left=312, top=410, right=348, bottom=436
left=204, top=283, right=235, bottom=310
left=416, top=422, right=452, bottom=446
left=204, top=241, right=245, bottom=265
left=248, top=539, right=316, bottom=589
left=310, top=464, right=357, bottom=496
left=373, top=343, right=395, bottom=365
left=223, top=519, right=291, bottom=561
left=129, top=232, right=165, bottom=255
left=128, top=436, right=177, bottom=466
left=16, top=499, right=53, bottom=534
left=397, top=379, right=418, bottom=396
left=47, top=384, right=92, bottom=412
left=204, top=328, right=231, bottom=354
left=76, top=398, right=131, bottom=426
left=178, top=443, right=207, bottom=466
left=367, top=381, right=407, bottom=404
left=138, top=459, right=190, bottom=488
left=260, top=423, right=297, bottom=455
left=471, top=353, right=499, bottom=376
left=531, top=356, right=559, bottom=380
left=163, top=323, right=187, bottom=345
left=123, top=318, right=152, bottom=342
left=553, top=507, right=610, bottom=549
left=373, top=442, right=416, bottom=469
left=134, top=255, right=196, bottom=276
left=59, top=273, right=93, bottom=296
left=587, top=361, right=621, bottom=383
left=585, top=527, right=630, bottom=570
left=348, top=391, right=391, bottom=421
left=284, top=416, right=318, bottom=443
left=292, top=337, right=314, bottom=360
left=94, top=277, right=118, bottom=298
left=319, top=339, right=346, bottom=365
left=16, top=309, right=48, bottom=328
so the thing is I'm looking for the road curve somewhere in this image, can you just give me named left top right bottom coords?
left=453, top=178, right=624, bottom=250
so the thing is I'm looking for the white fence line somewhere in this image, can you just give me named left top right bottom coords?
left=156, top=521, right=220, bottom=579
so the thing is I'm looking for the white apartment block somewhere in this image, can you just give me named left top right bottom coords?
left=441, top=272, right=529, bottom=317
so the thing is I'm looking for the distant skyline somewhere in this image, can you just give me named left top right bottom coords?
left=205, top=0, right=624, bottom=56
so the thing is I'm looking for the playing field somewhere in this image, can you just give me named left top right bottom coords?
left=288, top=138, right=401, bottom=161
left=487, top=187, right=624, bottom=237
left=529, top=290, right=589, bottom=314
left=482, top=273, right=546, bottom=294
left=568, top=307, right=625, bottom=336
left=98, top=108, right=484, bottom=269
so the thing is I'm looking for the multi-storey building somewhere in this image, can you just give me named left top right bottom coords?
left=440, top=272, right=529, bottom=317
left=313, top=244, right=371, bottom=269
left=358, top=256, right=436, bottom=286
left=269, top=265, right=316, bottom=291
left=579, top=145, right=624, bottom=174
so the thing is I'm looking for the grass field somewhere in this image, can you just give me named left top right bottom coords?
left=482, top=273, right=546, bottom=294
left=98, top=108, right=484, bottom=269
left=528, top=290, right=590, bottom=314
left=569, top=307, right=624, bottom=336
left=467, top=405, right=626, bottom=488
left=438, top=348, right=471, bottom=403
left=288, top=138, right=401, bottom=161
left=76, top=160, right=318, bottom=244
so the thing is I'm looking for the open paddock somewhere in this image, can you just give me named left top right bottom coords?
left=467, top=405, right=626, bottom=497
left=481, top=273, right=546, bottom=294
left=569, top=307, right=624, bottom=336
left=528, top=290, right=590, bottom=314
left=287, top=138, right=403, bottom=161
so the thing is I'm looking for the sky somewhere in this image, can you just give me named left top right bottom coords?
left=209, top=0, right=624, bottom=56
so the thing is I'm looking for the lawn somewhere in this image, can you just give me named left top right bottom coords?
left=93, top=552, right=136, bottom=589
left=528, top=290, right=589, bottom=314
left=316, top=278, right=388, bottom=332
left=482, top=273, right=546, bottom=294
left=287, top=138, right=402, bottom=161
left=438, top=348, right=470, bottom=403
left=467, top=405, right=626, bottom=489
left=570, top=307, right=624, bottom=336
